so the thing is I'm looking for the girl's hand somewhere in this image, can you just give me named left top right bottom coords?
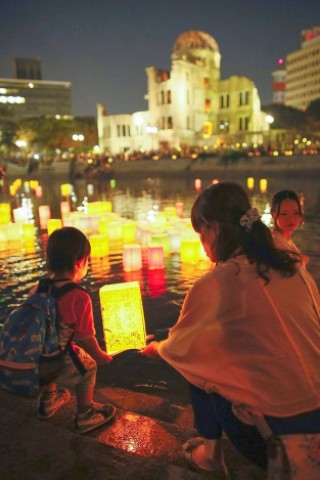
left=98, top=352, right=113, bottom=365
left=140, top=341, right=160, bottom=359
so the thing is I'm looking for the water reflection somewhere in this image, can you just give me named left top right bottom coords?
left=1, top=174, right=320, bottom=403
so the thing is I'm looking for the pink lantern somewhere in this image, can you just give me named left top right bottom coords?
left=60, top=201, right=71, bottom=222
left=35, top=185, right=43, bottom=198
left=38, top=205, right=51, bottom=230
left=147, top=245, right=165, bottom=269
left=195, top=178, right=202, bottom=192
left=123, top=244, right=142, bottom=271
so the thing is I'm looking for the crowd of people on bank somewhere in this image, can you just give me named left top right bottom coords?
left=0, top=182, right=319, bottom=479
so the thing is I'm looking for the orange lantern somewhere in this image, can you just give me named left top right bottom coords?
left=99, top=281, right=146, bottom=355
left=247, top=177, right=254, bottom=190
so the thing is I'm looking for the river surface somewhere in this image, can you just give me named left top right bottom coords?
left=1, top=173, right=320, bottom=405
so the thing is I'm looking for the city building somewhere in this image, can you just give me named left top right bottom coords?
left=271, top=58, right=286, bottom=104
left=97, top=30, right=271, bottom=155
left=285, top=27, right=320, bottom=110
left=0, top=57, right=72, bottom=121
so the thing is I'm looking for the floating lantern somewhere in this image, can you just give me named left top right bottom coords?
left=260, top=178, right=268, bottom=194
left=123, top=244, right=142, bottom=271
left=247, top=177, right=254, bottom=190
left=35, top=185, right=43, bottom=198
left=180, top=238, right=201, bottom=264
left=89, top=234, right=109, bottom=258
left=0, top=203, right=11, bottom=224
left=140, top=228, right=152, bottom=247
left=195, top=178, right=202, bottom=192
left=47, top=219, right=62, bottom=235
left=110, top=179, right=116, bottom=189
left=87, top=184, right=94, bottom=196
left=24, top=181, right=30, bottom=193
left=107, top=221, right=122, bottom=241
left=147, top=269, right=166, bottom=298
left=99, top=281, right=146, bottom=355
left=163, top=206, right=177, bottom=218
left=121, top=221, right=137, bottom=244
left=175, top=202, right=184, bottom=218
left=147, top=245, right=165, bottom=269
left=60, top=183, right=73, bottom=197
left=150, top=233, right=170, bottom=257
left=168, top=230, right=181, bottom=253
left=38, top=205, right=51, bottom=230
left=88, top=201, right=112, bottom=215
left=60, top=201, right=70, bottom=221
left=22, top=223, right=36, bottom=242
left=7, top=223, right=22, bottom=242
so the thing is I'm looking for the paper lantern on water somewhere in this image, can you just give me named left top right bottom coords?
left=99, top=281, right=146, bottom=355
left=89, top=234, right=109, bottom=258
left=195, top=178, right=202, bottom=192
left=39, top=205, right=51, bottom=230
left=60, top=183, right=73, bottom=197
left=180, top=238, right=201, bottom=264
left=121, top=221, right=137, bottom=244
left=147, top=245, right=165, bottom=269
left=35, top=185, right=43, bottom=198
left=147, top=269, right=166, bottom=298
left=150, top=233, right=170, bottom=257
left=247, top=177, right=254, bottom=190
left=260, top=178, right=268, bottom=194
left=0, top=203, right=11, bottom=224
left=122, top=244, right=142, bottom=271
left=175, top=202, right=184, bottom=218
left=107, top=221, right=122, bottom=241
left=168, top=230, right=181, bottom=253
left=60, top=201, right=70, bottom=220
left=22, top=223, right=36, bottom=242
left=7, top=223, right=22, bottom=241
left=47, top=219, right=62, bottom=235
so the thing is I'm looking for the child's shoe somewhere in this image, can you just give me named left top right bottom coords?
left=75, top=402, right=116, bottom=434
left=38, top=388, right=71, bottom=420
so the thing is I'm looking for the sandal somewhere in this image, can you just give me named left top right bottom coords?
left=183, top=437, right=230, bottom=478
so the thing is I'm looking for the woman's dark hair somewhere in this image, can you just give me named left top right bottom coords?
left=271, top=189, right=303, bottom=222
left=46, top=227, right=91, bottom=274
left=191, top=182, right=298, bottom=282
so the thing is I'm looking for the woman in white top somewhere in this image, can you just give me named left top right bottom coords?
left=142, top=182, right=320, bottom=479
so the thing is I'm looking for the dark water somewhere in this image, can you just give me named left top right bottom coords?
left=1, top=173, right=320, bottom=405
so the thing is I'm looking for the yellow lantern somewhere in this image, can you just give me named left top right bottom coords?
left=180, top=238, right=201, bottom=264
left=47, top=219, right=62, bottom=236
left=99, top=281, right=146, bottom=355
left=22, top=223, right=36, bottom=242
left=122, top=244, right=142, bottom=271
left=89, top=234, right=109, bottom=258
left=260, top=178, right=268, bottom=194
left=247, top=177, right=254, bottom=190
left=121, top=221, right=137, bottom=244
left=60, top=183, right=73, bottom=197
left=0, top=203, right=11, bottom=224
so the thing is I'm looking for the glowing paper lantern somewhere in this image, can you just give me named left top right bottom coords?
left=247, top=177, right=254, bottom=190
left=175, top=202, right=184, bottom=218
left=99, top=281, right=146, bottom=355
left=260, top=178, right=268, bottom=194
left=87, top=184, right=94, bottom=196
left=195, top=178, right=202, bottom=192
left=121, top=221, right=137, bottom=244
left=147, top=245, right=165, bottom=269
left=0, top=203, right=11, bottom=224
left=168, top=230, right=181, bottom=253
left=180, top=238, right=201, bottom=264
left=150, top=233, right=170, bottom=257
left=22, top=223, right=36, bottom=242
left=47, top=219, right=62, bottom=235
left=123, top=244, right=142, bottom=271
left=38, top=205, right=51, bottom=230
left=147, top=269, right=166, bottom=298
left=107, top=221, right=122, bottom=241
left=60, top=183, right=73, bottom=197
left=35, top=185, right=43, bottom=198
left=89, top=234, right=109, bottom=258
left=60, top=201, right=70, bottom=222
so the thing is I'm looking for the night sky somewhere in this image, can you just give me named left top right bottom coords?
left=0, top=0, right=319, bottom=117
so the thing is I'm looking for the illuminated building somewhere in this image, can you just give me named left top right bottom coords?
left=285, top=27, right=320, bottom=110
left=0, top=57, right=72, bottom=120
left=97, top=30, right=270, bottom=154
left=271, top=58, right=286, bottom=104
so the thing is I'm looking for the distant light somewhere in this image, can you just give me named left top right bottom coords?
left=265, top=114, right=274, bottom=124
left=278, top=58, right=284, bottom=66
left=28, top=83, right=34, bottom=88
left=16, top=140, right=27, bottom=148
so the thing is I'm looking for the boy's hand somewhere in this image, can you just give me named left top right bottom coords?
left=140, top=341, right=160, bottom=359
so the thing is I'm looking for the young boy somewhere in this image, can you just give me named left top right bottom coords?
left=36, top=226, right=116, bottom=434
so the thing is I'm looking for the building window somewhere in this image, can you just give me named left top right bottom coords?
left=187, top=90, right=190, bottom=104
left=117, top=125, right=120, bottom=137
left=205, top=99, right=211, bottom=112
left=167, top=90, right=171, bottom=104
left=167, top=116, right=173, bottom=129
left=187, top=116, right=190, bottom=129
left=239, top=91, right=250, bottom=106
left=239, top=117, right=249, bottom=131
left=220, top=94, right=230, bottom=108
left=161, top=91, right=165, bottom=104
left=161, top=117, right=165, bottom=129
left=204, top=77, right=210, bottom=88
left=122, top=125, right=126, bottom=136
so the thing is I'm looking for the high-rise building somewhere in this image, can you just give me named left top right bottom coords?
left=271, top=58, right=286, bottom=104
left=285, top=27, right=320, bottom=110
left=0, top=57, right=72, bottom=120
left=98, top=30, right=270, bottom=155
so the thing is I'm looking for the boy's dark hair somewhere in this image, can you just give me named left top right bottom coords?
left=46, top=227, right=91, bottom=274
left=271, top=190, right=303, bottom=221
left=191, top=182, right=298, bottom=283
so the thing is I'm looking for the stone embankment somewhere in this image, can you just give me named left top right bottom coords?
left=0, top=386, right=265, bottom=480
left=4, top=154, right=320, bottom=179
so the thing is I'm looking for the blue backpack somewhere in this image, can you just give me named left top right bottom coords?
left=0, top=278, right=81, bottom=397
